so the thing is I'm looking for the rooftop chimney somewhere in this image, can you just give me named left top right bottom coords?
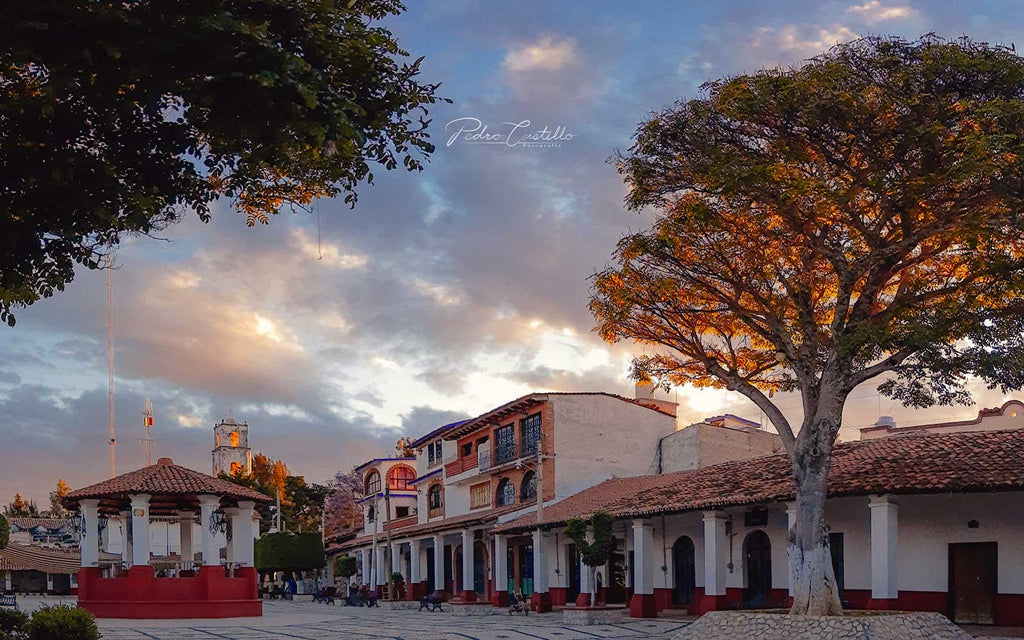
left=875, top=415, right=896, bottom=428
left=635, top=380, right=655, bottom=400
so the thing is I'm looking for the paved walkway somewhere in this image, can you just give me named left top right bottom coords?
left=13, top=597, right=1022, bottom=639
left=18, top=597, right=690, bottom=640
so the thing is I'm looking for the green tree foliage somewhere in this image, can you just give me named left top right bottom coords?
left=0, top=607, right=29, bottom=640
left=219, top=454, right=327, bottom=532
left=335, top=555, right=358, bottom=579
left=593, top=35, right=1024, bottom=615
left=3, top=494, right=40, bottom=518
left=26, top=605, right=99, bottom=640
left=0, top=514, right=9, bottom=551
left=0, top=0, right=449, bottom=325
left=564, top=511, right=613, bottom=606
left=255, top=531, right=325, bottom=571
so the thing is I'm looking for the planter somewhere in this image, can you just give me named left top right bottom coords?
left=672, top=611, right=970, bottom=640
left=563, top=606, right=626, bottom=626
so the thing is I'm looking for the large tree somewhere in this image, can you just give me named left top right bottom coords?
left=0, top=0, right=447, bottom=325
left=591, top=35, right=1024, bottom=615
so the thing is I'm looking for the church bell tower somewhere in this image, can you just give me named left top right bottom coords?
left=212, top=416, right=252, bottom=477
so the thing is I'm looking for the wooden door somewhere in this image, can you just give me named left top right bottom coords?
left=744, top=530, right=772, bottom=605
left=672, top=536, right=696, bottom=605
left=950, top=542, right=997, bottom=625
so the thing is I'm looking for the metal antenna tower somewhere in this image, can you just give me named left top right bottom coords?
left=141, top=397, right=155, bottom=465
left=107, top=264, right=116, bottom=478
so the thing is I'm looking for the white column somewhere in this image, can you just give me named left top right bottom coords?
left=579, top=529, right=593, bottom=599
left=869, top=495, right=899, bottom=600
left=79, top=499, right=101, bottom=567
left=179, top=511, right=195, bottom=567
left=130, top=494, right=151, bottom=568
left=119, top=511, right=132, bottom=567
left=433, top=535, right=445, bottom=591
left=391, top=541, right=402, bottom=581
left=632, top=520, right=654, bottom=595
left=702, top=511, right=728, bottom=597
left=198, top=495, right=221, bottom=566
left=786, top=502, right=797, bottom=597
left=409, top=539, right=422, bottom=585
left=532, top=529, right=548, bottom=594
left=225, top=502, right=255, bottom=567
left=461, top=529, right=474, bottom=594
left=494, top=535, right=508, bottom=594
left=46, top=574, right=53, bottom=593
left=375, top=544, right=386, bottom=586
left=364, top=544, right=372, bottom=585
left=3, top=570, right=10, bottom=592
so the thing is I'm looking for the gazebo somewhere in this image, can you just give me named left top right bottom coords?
left=63, top=457, right=272, bottom=618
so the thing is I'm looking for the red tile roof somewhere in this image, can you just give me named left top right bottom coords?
left=0, top=543, right=120, bottom=574
left=63, top=457, right=271, bottom=516
left=8, top=518, right=71, bottom=530
left=330, top=505, right=523, bottom=552
left=495, top=428, right=1024, bottom=533
left=444, top=392, right=675, bottom=440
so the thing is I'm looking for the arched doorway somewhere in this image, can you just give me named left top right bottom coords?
left=473, top=540, right=488, bottom=595
left=744, top=530, right=772, bottom=604
left=453, top=545, right=463, bottom=593
left=672, top=536, right=696, bottom=605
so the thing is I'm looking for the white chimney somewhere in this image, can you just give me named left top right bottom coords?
left=875, top=415, right=896, bottom=428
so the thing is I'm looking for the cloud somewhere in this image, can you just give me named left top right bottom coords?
left=502, top=36, right=578, bottom=72
left=847, top=1, right=918, bottom=23
left=753, top=24, right=859, bottom=56
left=290, top=228, right=368, bottom=270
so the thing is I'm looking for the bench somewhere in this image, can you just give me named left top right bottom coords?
left=312, top=587, right=336, bottom=605
left=0, top=594, right=17, bottom=609
left=419, top=590, right=443, bottom=612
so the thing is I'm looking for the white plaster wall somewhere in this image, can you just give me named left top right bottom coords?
left=653, top=513, right=705, bottom=590
left=552, top=395, right=675, bottom=498
left=824, top=496, right=871, bottom=591
left=444, top=484, right=471, bottom=518
left=897, top=492, right=1024, bottom=594
left=657, top=424, right=783, bottom=474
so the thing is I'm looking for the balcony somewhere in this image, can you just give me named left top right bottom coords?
left=444, top=454, right=478, bottom=477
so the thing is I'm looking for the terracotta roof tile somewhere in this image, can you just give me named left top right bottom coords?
left=332, top=505, right=523, bottom=552
left=63, top=458, right=271, bottom=515
left=495, top=428, right=1024, bottom=533
left=8, top=518, right=71, bottom=530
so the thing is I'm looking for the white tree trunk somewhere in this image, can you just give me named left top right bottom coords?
left=788, top=415, right=844, bottom=616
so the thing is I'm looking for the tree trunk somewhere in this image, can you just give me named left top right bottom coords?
left=788, top=414, right=844, bottom=616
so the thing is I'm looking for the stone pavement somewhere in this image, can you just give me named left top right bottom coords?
left=17, top=597, right=690, bottom=640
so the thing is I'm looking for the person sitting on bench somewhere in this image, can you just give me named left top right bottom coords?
left=419, top=590, right=443, bottom=611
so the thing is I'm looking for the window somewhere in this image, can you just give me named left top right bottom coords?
left=387, top=465, right=416, bottom=490
left=229, top=431, right=240, bottom=447
left=520, top=471, right=537, bottom=502
left=427, top=441, right=443, bottom=467
left=364, top=469, right=381, bottom=495
left=395, top=506, right=410, bottom=519
left=470, top=482, right=490, bottom=509
left=520, top=414, right=541, bottom=457
left=495, top=424, right=516, bottom=463
left=461, top=442, right=474, bottom=457
left=367, top=505, right=375, bottom=523
left=428, top=483, right=444, bottom=518
left=495, top=478, right=516, bottom=506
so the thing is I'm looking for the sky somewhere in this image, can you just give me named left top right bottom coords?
left=4, top=0, right=1024, bottom=506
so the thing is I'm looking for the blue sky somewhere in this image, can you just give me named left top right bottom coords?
left=3, top=0, right=1023, bottom=505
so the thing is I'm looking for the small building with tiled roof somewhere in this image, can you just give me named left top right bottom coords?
left=8, top=517, right=75, bottom=549
left=63, top=457, right=271, bottom=619
left=489, top=428, right=1024, bottom=625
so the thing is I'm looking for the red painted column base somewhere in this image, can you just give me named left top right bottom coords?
left=409, top=581, right=428, bottom=600
left=459, top=590, right=477, bottom=602
left=575, top=592, right=593, bottom=607
left=531, top=591, right=553, bottom=613
left=630, top=593, right=658, bottom=618
left=695, top=594, right=728, bottom=614
left=866, top=597, right=898, bottom=610
left=492, top=590, right=510, bottom=607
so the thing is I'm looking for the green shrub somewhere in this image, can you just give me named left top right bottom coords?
left=27, top=605, right=98, bottom=640
left=335, top=555, right=357, bottom=578
left=254, top=531, right=325, bottom=571
left=0, top=514, right=9, bottom=550
left=0, top=608, right=29, bottom=640
left=390, top=571, right=404, bottom=585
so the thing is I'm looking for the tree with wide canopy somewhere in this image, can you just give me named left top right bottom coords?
left=591, top=35, right=1024, bottom=615
left=0, top=0, right=447, bottom=325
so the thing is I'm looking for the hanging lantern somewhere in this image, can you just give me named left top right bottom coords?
left=98, top=515, right=109, bottom=534
left=209, top=509, right=227, bottom=534
left=70, top=512, right=84, bottom=541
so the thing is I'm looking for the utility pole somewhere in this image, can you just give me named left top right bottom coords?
left=275, top=489, right=282, bottom=532
left=370, top=493, right=379, bottom=590
left=384, top=485, right=394, bottom=600
left=106, top=266, right=116, bottom=478
left=141, top=397, right=154, bottom=466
